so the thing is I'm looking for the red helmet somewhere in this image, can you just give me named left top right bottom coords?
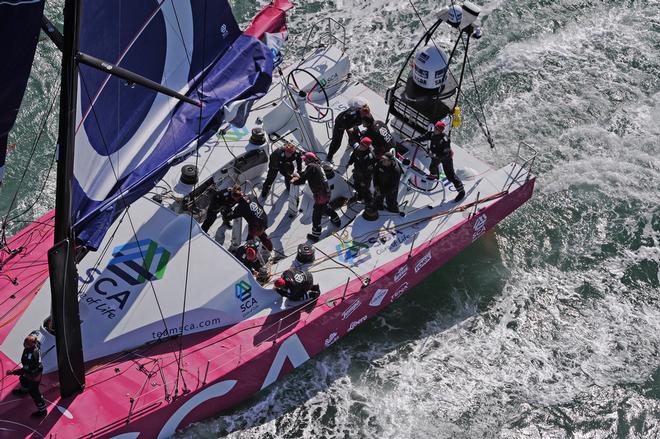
left=302, top=152, right=319, bottom=162
left=274, top=278, right=287, bottom=289
left=24, top=335, right=37, bottom=348
left=360, top=137, right=372, bottom=146
left=245, top=247, right=257, bottom=261
left=434, top=121, right=446, bottom=130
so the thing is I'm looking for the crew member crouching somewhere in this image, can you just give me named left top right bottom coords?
left=260, top=142, right=303, bottom=199
left=6, top=333, right=46, bottom=417
left=326, top=99, right=372, bottom=163
left=232, top=240, right=269, bottom=283
left=201, top=185, right=237, bottom=232
left=273, top=268, right=320, bottom=301
left=226, top=186, right=273, bottom=251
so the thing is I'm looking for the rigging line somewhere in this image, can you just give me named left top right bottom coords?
left=78, top=76, right=181, bottom=358
left=174, top=0, right=207, bottom=395
left=463, top=36, right=494, bottom=148
left=1, top=81, right=61, bottom=246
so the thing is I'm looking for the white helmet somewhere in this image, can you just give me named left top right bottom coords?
left=347, top=96, right=370, bottom=109
left=412, top=45, right=449, bottom=90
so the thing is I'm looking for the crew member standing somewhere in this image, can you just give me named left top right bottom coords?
left=6, top=333, right=46, bottom=417
left=326, top=100, right=372, bottom=163
left=260, top=142, right=303, bottom=198
left=347, top=136, right=376, bottom=204
left=408, top=120, right=465, bottom=202
left=291, top=152, right=341, bottom=242
left=201, top=185, right=237, bottom=232
left=373, top=151, right=403, bottom=214
left=362, top=116, right=395, bottom=158
left=226, top=186, right=273, bottom=251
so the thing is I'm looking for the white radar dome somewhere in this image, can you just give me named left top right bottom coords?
left=447, top=5, right=463, bottom=26
left=412, top=45, right=449, bottom=90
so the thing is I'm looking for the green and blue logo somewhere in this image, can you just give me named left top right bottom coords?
left=336, top=240, right=371, bottom=266
left=107, top=239, right=171, bottom=285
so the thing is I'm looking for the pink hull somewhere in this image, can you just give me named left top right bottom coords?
left=0, top=179, right=534, bottom=438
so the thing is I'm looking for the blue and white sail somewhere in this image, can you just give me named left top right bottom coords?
left=0, top=0, right=45, bottom=184
left=73, top=0, right=275, bottom=249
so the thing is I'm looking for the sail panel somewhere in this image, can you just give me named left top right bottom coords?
left=73, top=0, right=276, bottom=249
left=0, top=0, right=45, bottom=183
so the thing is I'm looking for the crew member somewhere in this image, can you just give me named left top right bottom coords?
left=6, top=333, right=46, bottom=417
left=362, top=116, right=395, bottom=158
left=273, top=268, right=320, bottom=301
left=232, top=241, right=269, bottom=283
left=291, top=152, right=341, bottom=242
left=408, top=120, right=465, bottom=202
left=260, top=142, right=303, bottom=198
left=373, top=151, right=402, bottom=214
left=201, top=185, right=237, bottom=232
left=226, top=186, right=273, bottom=251
left=326, top=100, right=372, bottom=163
left=347, top=137, right=376, bottom=204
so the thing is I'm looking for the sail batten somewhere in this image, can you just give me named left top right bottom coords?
left=72, top=0, right=278, bottom=249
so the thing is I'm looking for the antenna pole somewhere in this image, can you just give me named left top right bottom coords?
left=49, top=0, right=85, bottom=397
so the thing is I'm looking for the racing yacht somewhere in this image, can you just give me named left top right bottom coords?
left=0, top=0, right=535, bottom=437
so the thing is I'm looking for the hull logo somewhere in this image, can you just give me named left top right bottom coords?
left=369, top=288, right=388, bottom=307
left=341, top=299, right=361, bottom=320
left=393, top=265, right=408, bottom=283
left=391, top=282, right=409, bottom=302
left=324, top=332, right=339, bottom=347
left=414, top=251, right=432, bottom=273
left=348, top=316, right=367, bottom=332
left=472, top=214, right=488, bottom=242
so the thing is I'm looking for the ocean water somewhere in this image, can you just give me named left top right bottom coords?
left=1, top=0, right=658, bottom=438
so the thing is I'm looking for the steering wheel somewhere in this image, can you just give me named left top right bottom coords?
left=286, top=68, right=331, bottom=121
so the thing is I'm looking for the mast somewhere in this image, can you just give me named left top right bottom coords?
left=48, top=0, right=85, bottom=397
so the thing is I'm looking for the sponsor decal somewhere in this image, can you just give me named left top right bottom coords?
left=324, top=332, right=339, bottom=347
left=294, top=273, right=305, bottom=283
left=369, top=288, right=389, bottom=307
left=472, top=214, right=488, bottom=242
left=394, top=265, right=408, bottom=283
left=79, top=239, right=171, bottom=319
left=414, top=251, right=432, bottom=273
left=336, top=240, right=371, bottom=266
left=341, top=299, right=361, bottom=321
left=220, top=24, right=229, bottom=39
left=107, top=239, right=171, bottom=285
left=236, top=280, right=259, bottom=316
left=348, top=315, right=368, bottom=332
left=220, top=125, right=249, bottom=142
left=390, top=282, right=409, bottom=302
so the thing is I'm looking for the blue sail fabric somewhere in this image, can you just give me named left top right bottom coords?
left=72, top=0, right=274, bottom=249
left=0, top=0, right=45, bottom=184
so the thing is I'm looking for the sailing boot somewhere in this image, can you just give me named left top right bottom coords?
left=307, top=226, right=322, bottom=242
left=330, top=214, right=341, bottom=228
left=12, top=387, right=28, bottom=396
left=454, top=189, right=465, bottom=203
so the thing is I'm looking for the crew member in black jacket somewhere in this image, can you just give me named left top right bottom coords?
left=226, top=187, right=273, bottom=251
left=292, top=152, right=341, bottom=241
left=362, top=116, right=395, bottom=158
left=201, top=185, right=237, bottom=232
left=408, top=120, right=465, bottom=202
left=6, top=333, right=46, bottom=417
left=326, top=101, right=372, bottom=163
left=373, top=151, right=402, bottom=214
left=347, top=136, right=376, bottom=204
left=273, top=268, right=320, bottom=301
left=260, top=142, right=303, bottom=198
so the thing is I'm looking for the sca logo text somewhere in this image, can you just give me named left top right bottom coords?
left=79, top=239, right=171, bottom=318
left=236, top=280, right=258, bottom=314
